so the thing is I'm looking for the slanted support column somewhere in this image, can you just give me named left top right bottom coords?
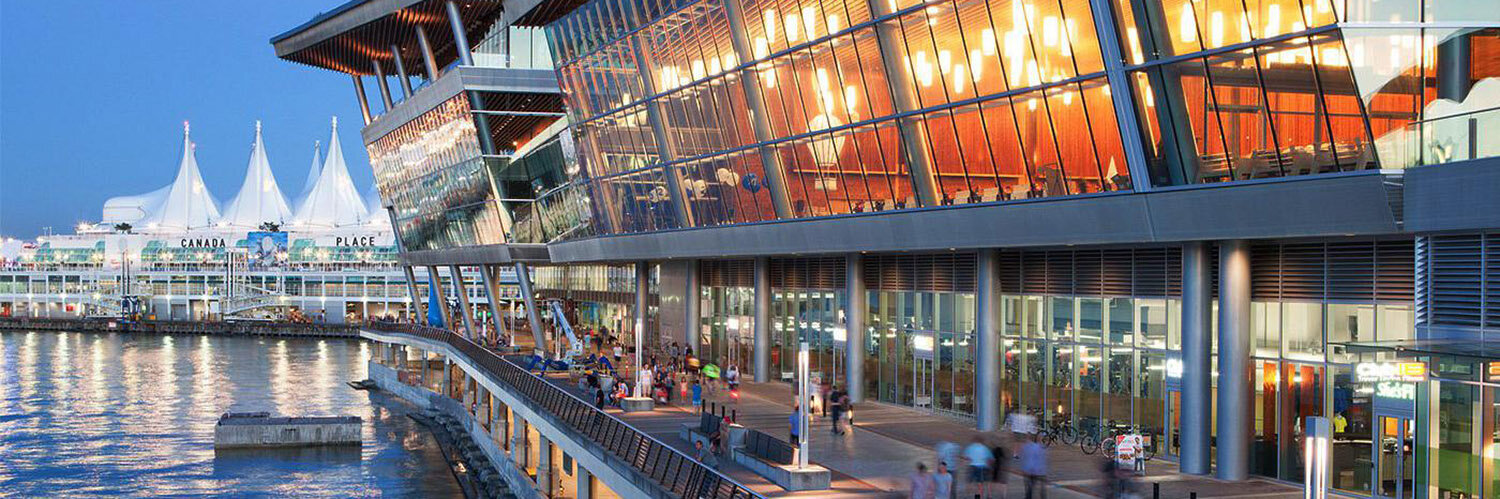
left=975, top=249, right=1001, bottom=431
left=514, top=263, right=548, bottom=354
left=427, top=266, right=454, bottom=330
left=444, top=0, right=474, bottom=66
left=721, top=0, right=793, bottom=218
left=685, top=259, right=701, bottom=353
left=512, top=417, right=527, bottom=463
left=753, top=257, right=770, bottom=383
left=371, top=59, right=394, bottom=110
left=449, top=265, right=478, bottom=339
left=634, top=262, right=650, bottom=378
left=402, top=265, right=426, bottom=323
left=1217, top=240, right=1252, bottom=481
left=390, top=45, right=413, bottom=98
left=414, top=25, right=440, bottom=79
left=845, top=254, right=866, bottom=402
left=866, top=0, right=939, bottom=207
left=1180, top=242, right=1213, bottom=475
left=1119, top=0, right=1197, bottom=185
left=1437, top=33, right=1473, bottom=102
left=351, top=75, right=372, bottom=125
left=629, top=37, right=694, bottom=228
left=1086, top=0, right=1152, bottom=191
left=480, top=264, right=510, bottom=345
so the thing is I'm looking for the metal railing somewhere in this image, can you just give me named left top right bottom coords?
left=0, top=317, right=358, bottom=337
left=368, top=321, right=761, bottom=499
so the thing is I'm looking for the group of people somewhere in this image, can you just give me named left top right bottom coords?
left=915, top=431, right=1142, bottom=499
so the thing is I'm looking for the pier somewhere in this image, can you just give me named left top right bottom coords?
left=214, top=412, right=362, bottom=448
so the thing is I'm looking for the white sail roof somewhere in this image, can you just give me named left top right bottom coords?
left=139, top=122, right=221, bottom=232
left=102, top=185, right=170, bottom=224
left=296, top=140, right=322, bottom=207
left=218, top=121, right=292, bottom=229
left=292, top=117, right=369, bottom=228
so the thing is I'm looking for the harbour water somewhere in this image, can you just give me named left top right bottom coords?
left=0, top=330, right=462, bottom=497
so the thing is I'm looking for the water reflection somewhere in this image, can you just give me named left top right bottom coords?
left=0, top=331, right=461, bottom=497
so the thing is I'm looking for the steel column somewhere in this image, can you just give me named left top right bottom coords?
left=390, top=45, right=413, bottom=98
left=1217, top=240, right=1252, bottom=481
left=351, top=75, right=373, bottom=125
left=402, top=265, right=426, bottom=323
left=537, top=435, right=553, bottom=495
left=514, top=262, right=548, bottom=354
left=480, top=264, right=510, bottom=345
left=449, top=265, right=478, bottom=340
left=685, top=259, right=701, bottom=353
left=753, top=257, right=770, bottom=383
left=1437, top=33, right=1473, bottom=102
left=720, top=0, right=794, bottom=218
left=866, top=0, right=939, bottom=207
left=415, top=25, right=441, bottom=79
left=1180, top=242, right=1213, bottom=475
left=444, top=0, right=475, bottom=66
left=975, top=249, right=1001, bottom=431
left=427, top=265, right=454, bottom=329
left=844, top=253, right=866, bottom=403
left=371, top=59, right=394, bottom=110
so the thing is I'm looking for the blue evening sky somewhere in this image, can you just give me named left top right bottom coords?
left=1, top=0, right=372, bottom=239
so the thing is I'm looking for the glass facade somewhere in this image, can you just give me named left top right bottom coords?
left=369, top=96, right=510, bottom=251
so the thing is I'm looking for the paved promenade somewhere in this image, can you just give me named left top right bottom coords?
left=542, top=372, right=1303, bottom=498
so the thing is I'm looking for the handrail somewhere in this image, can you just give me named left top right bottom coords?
left=368, top=321, right=762, bottom=499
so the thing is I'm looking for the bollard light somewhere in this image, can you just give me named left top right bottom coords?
left=1304, top=416, right=1330, bottom=499
left=797, top=341, right=810, bottom=469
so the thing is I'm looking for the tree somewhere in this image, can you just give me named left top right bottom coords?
left=259, top=222, right=282, bottom=232
left=113, top=223, right=133, bottom=234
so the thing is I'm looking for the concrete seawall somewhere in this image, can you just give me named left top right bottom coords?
left=0, top=317, right=358, bottom=338
left=214, top=414, right=362, bottom=448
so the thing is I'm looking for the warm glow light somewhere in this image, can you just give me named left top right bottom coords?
left=981, top=28, right=997, bottom=56
left=802, top=6, right=818, bottom=40
left=764, top=10, right=778, bottom=42
left=969, top=50, right=984, bottom=82
left=785, top=13, right=801, bottom=42
left=1180, top=5, right=1196, bottom=43
left=1265, top=4, right=1281, bottom=37
left=1210, top=12, right=1225, bottom=47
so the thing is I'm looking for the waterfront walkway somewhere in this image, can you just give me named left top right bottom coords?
left=543, top=372, right=1303, bottom=499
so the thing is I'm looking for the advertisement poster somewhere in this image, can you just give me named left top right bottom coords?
left=246, top=231, right=288, bottom=268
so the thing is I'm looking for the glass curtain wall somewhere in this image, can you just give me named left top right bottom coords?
left=701, top=285, right=756, bottom=376
left=868, top=289, right=978, bottom=417
left=546, top=0, right=1135, bottom=235
left=772, top=289, right=845, bottom=384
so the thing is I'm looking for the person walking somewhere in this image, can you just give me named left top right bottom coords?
left=691, top=378, right=704, bottom=410
left=789, top=403, right=803, bottom=445
left=991, top=437, right=1011, bottom=499
left=1019, top=435, right=1048, bottom=499
left=910, top=462, right=936, bottom=499
left=934, top=461, right=956, bottom=499
left=963, top=436, right=994, bottom=499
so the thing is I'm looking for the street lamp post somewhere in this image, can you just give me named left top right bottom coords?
left=797, top=341, right=810, bottom=469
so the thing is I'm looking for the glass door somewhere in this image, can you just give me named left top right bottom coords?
left=1374, top=415, right=1415, bottom=499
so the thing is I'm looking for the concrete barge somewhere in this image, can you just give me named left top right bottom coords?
left=214, top=412, right=362, bottom=448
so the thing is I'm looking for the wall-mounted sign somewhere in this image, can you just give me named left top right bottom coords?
left=1165, top=358, right=1183, bottom=379
left=1355, top=362, right=1427, bottom=383
left=1488, top=362, right=1500, bottom=382
left=1375, top=381, right=1417, bottom=401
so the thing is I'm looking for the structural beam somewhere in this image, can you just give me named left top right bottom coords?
left=753, top=257, right=770, bottom=382
left=402, top=265, right=426, bottom=323
left=685, top=259, right=701, bottom=353
left=975, top=249, right=1001, bottom=431
left=391, top=45, right=413, bottom=98
left=450, top=264, right=478, bottom=340
left=866, top=0, right=939, bottom=207
left=1180, top=242, right=1213, bottom=475
left=721, top=0, right=794, bottom=218
left=414, top=25, right=441, bottom=79
left=351, top=75, right=372, bottom=125
left=514, top=262, right=548, bottom=354
left=444, top=0, right=475, bottom=66
left=1217, top=240, right=1252, bottom=481
left=844, top=253, right=866, bottom=403
left=1086, top=0, right=1153, bottom=191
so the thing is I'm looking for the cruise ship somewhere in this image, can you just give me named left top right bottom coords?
left=0, top=119, right=518, bottom=326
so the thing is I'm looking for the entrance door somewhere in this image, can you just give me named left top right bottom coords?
left=1166, top=389, right=1182, bottom=457
left=913, top=332, right=935, bottom=409
left=1373, top=416, right=1415, bottom=498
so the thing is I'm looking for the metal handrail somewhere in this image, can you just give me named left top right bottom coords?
left=368, top=321, right=762, bottom=499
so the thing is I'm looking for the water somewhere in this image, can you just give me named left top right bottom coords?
left=0, top=330, right=463, bottom=497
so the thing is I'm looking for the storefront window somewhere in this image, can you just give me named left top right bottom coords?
left=1252, top=301, right=1281, bottom=357
left=1138, top=299, right=1169, bottom=349
left=1434, top=381, right=1481, bottom=497
left=1331, top=364, right=1372, bottom=495
left=1108, top=298, right=1134, bottom=345
left=1279, top=363, right=1323, bottom=482
left=1327, top=304, right=1375, bottom=363
left=1282, top=302, right=1324, bottom=361
left=1050, top=297, right=1075, bottom=340
left=1079, top=298, right=1105, bottom=343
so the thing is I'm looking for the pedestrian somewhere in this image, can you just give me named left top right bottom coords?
left=1019, top=434, right=1048, bottom=499
left=829, top=386, right=846, bottom=434
left=819, top=381, right=833, bottom=417
left=692, top=378, right=704, bottom=410
left=725, top=364, right=740, bottom=392
left=963, top=436, right=994, bottom=499
left=991, top=437, right=1011, bottom=499
left=695, top=440, right=718, bottom=469
left=934, top=461, right=955, bottom=499
left=789, top=403, right=803, bottom=445
left=910, top=462, right=936, bottom=499
left=935, top=441, right=961, bottom=473
left=594, top=384, right=606, bottom=409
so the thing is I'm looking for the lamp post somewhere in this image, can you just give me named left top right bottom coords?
left=798, top=341, right=810, bottom=469
left=1304, top=416, right=1330, bottom=499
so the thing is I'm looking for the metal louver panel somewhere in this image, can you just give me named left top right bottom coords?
left=1075, top=250, right=1104, bottom=296
left=769, top=257, right=846, bottom=289
left=1488, top=234, right=1500, bottom=329
left=999, top=251, right=1023, bottom=294
left=863, top=253, right=976, bottom=293
left=1251, top=244, right=1282, bottom=300
left=1101, top=250, right=1134, bottom=296
left=1375, top=240, right=1415, bottom=302
left=1045, top=251, right=1074, bottom=295
left=1133, top=248, right=1169, bottom=298
left=1420, top=234, right=1485, bottom=327
left=1280, top=243, right=1327, bottom=300
left=1021, top=253, right=1047, bottom=294
left=700, top=260, right=755, bottom=288
left=1326, top=242, right=1377, bottom=301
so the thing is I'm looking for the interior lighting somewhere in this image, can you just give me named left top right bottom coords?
left=1180, top=5, right=1197, bottom=43
left=786, top=13, right=802, bottom=42
left=981, top=29, right=997, bottom=56
left=764, top=10, right=778, bottom=42
left=802, top=6, right=818, bottom=39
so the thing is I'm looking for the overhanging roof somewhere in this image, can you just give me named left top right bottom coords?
left=513, top=0, right=591, bottom=26
left=271, top=0, right=503, bottom=75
